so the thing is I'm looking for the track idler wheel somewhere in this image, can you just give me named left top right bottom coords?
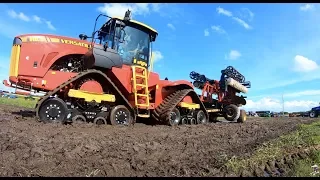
left=94, top=116, right=107, bottom=125
left=38, top=97, right=69, bottom=123
left=109, top=105, right=133, bottom=125
left=167, top=107, right=181, bottom=126
left=223, top=104, right=240, bottom=121
left=237, top=109, right=247, bottom=123
left=195, top=110, right=208, bottom=124
left=72, top=115, right=87, bottom=124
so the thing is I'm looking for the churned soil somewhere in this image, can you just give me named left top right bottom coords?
left=0, top=104, right=317, bottom=177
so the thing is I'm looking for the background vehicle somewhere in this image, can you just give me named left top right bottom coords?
left=309, top=105, right=320, bottom=118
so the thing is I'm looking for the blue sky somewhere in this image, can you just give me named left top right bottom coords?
left=0, top=3, right=320, bottom=112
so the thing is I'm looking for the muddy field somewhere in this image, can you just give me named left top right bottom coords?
left=0, top=104, right=318, bottom=177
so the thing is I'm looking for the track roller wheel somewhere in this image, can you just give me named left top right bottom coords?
left=223, top=104, right=240, bottom=121
left=181, top=117, right=188, bottom=125
left=196, top=110, right=208, bottom=124
left=109, top=105, right=133, bottom=125
left=94, top=116, right=107, bottom=125
left=72, top=115, right=87, bottom=124
left=237, top=110, right=247, bottom=123
left=38, top=97, right=69, bottom=123
left=167, top=107, right=181, bottom=126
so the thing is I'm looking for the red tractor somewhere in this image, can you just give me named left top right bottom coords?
left=3, top=10, right=250, bottom=126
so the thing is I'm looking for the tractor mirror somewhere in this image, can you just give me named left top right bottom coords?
left=79, top=34, right=88, bottom=40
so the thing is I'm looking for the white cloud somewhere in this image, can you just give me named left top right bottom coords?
left=6, top=9, right=55, bottom=31
left=300, top=4, right=314, bottom=11
left=33, top=15, right=41, bottom=23
left=167, top=23, right=175, bottom=30
left=226, top=50, right=241, bottom=60
left=232, top=17, right=251, bottom=29
left=293, top=55, right=318, bottom=72
left=7, top=10, right=30, bottom=22
left=45, top=21, right=56, bottom=31
left=216, top=6, right=233, bottom=17
left=152, top=51, right=163, bottom=63
left=239, top=8, right=254, bottom=21
left=244, top=97, right=318, bottom=112
left=211, top=25, right=226, bottom=34
left=204, top=29, right=209, bottom=36
left=98, top=3, right=162, bottom=18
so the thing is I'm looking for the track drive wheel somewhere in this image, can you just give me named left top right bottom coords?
left=309, top=111, right=318, bottom=118
left=196, top=110, right=208, bottom=124
left=38, top=97, right=69, bottom=123
left=167, top=107, right=181, bottom=126
left=237, top=109, right=247, bottom=123
left=109, top=105, right=133, bottom=125
left=223, top=104, right=240, bottom=121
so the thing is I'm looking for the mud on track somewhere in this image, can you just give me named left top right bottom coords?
left=0, top=104, right=318, bottom=177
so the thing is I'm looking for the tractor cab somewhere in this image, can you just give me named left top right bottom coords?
left=87, top=10, right=158, bottom=71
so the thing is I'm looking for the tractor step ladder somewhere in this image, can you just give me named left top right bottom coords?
left=132, top=65, right=150, bottom=118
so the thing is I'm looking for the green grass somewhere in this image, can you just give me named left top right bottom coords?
left=225, top=120, right=320, bottom=176
left=0, top=97, right=37, bottom=109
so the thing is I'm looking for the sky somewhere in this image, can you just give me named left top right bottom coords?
left=0, top=3, right=320, bottom=112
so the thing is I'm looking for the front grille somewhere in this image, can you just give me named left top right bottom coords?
left=9, top=44, right=21, bottom=77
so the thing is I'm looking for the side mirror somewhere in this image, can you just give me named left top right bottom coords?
left=79, top=34, right=88, bottom=40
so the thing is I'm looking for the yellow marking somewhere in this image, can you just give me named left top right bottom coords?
left=20, top=35, right=91, bottom=48
left=133, top=58, right=147, bottom=67
left=138, top=114, right=150, bottom=118
left=41, top=80, right=47, bottom=85
left=179, top=102, right=200, bottom=110
left=68, top=89, right=116, bottom=103
left=51, top=72, right=56, bottom=74
left=50, top=37, right=60, bottom=43
left=113, top=16, right=158, bottom=34
left=20, top=37, right=27, bottom=43
left=207, top=109, right=220, bottom=113
left=156, top=84, right=159, bottom=89
left=9, top=45, right=21, bottom=77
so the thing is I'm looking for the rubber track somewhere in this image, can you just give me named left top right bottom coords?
left=151, top=89, right=208, bottom=124
left=35, top=69, right=135, bottom=121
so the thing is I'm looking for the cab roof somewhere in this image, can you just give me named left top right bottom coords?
left=112, top=16, right=158, bottom=36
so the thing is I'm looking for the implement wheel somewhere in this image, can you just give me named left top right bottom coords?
left=109, top=105, right=133, bottom=125
left=223, top=104, right=240, bottom=121
left=38, top=97, right=69, bottom=123
left=237, top=109, right=247, bottom=123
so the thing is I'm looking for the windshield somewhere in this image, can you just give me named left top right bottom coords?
left=117, top=26, right=150, bottom=66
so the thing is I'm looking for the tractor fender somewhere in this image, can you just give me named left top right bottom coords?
left=44, top=51, right=86, bottom=69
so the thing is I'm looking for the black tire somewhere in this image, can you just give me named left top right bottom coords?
left=72, top=115, right=87, bottom=124
left=38, top=97, right=69, bottom=123
left=167, top=107, right=181, bottom=126
left=196, top=110, right=208, bottom=124
left=237, top=109, right=247, bottom=123
left=94, top=116, right=107, bottom=125
left=309, top=111, right=318, bottom=118
left=181, top=117, right=188, bottom=125
left=223, top=104, right=240, bottom=121
left=109, top=105, right=133, bottom=125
